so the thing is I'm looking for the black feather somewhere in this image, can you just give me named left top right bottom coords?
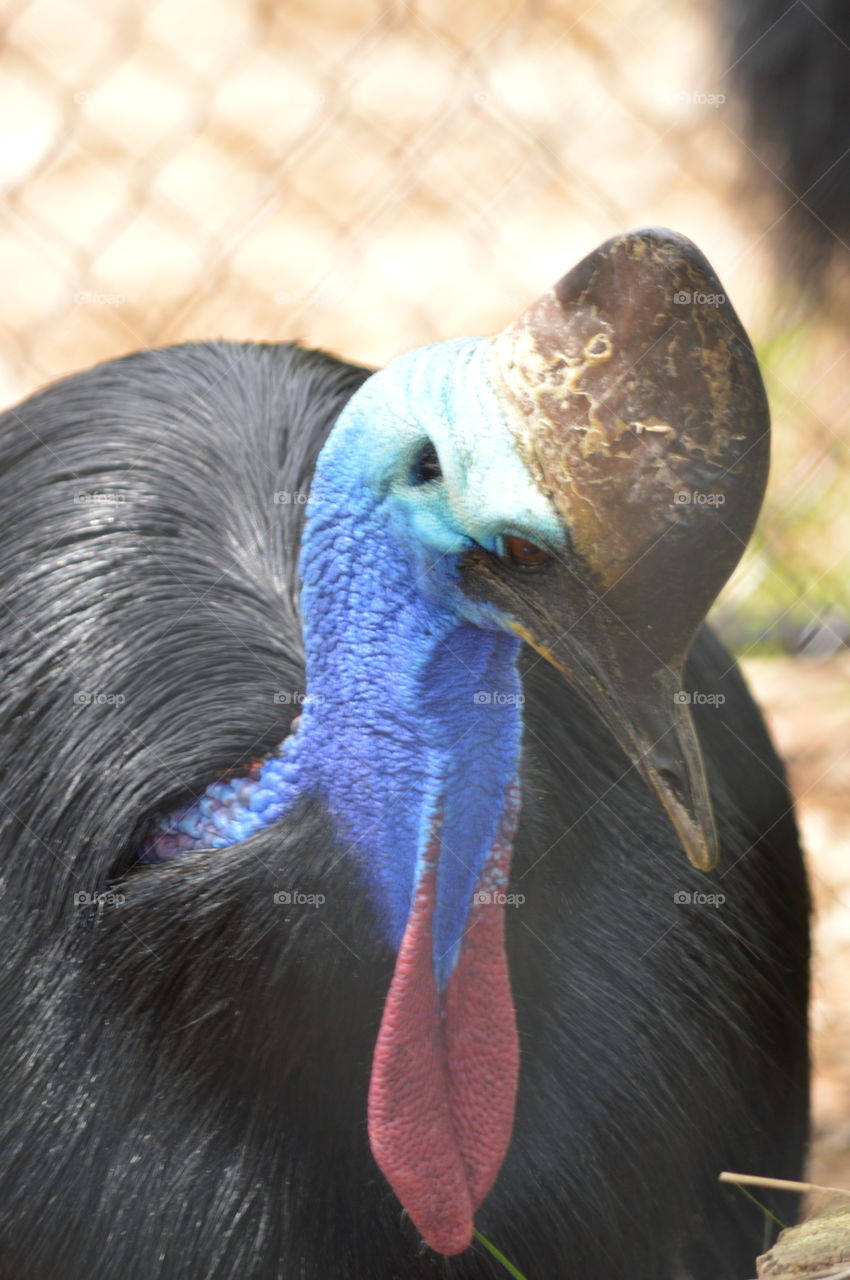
left=721, top=0, right=850, bottom=289
left=0, top=342, right=809, bottom=1279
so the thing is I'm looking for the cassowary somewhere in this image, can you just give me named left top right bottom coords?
left=0, top=230, right=809, bottom=1280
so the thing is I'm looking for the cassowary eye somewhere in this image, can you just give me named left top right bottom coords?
left=410, top=441, right=442, bottom=485
left=502, top=535, right=551, bottom=571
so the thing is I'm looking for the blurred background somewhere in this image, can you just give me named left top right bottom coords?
left=1, top=0, right=848, bottom=1210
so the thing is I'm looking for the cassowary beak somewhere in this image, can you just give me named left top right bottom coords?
left=510, top=615, right=718, bottom=871
left=369, top=230, right=769, bottom=1258
left=490, top=227, right=770, bottom=872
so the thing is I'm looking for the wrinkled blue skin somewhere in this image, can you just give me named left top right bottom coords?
left=143, top=339, right=563, bottom=987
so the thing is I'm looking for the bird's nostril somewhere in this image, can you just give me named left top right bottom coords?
left=657, top=766, right=685, bottom=801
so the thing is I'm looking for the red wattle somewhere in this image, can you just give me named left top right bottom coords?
left=367, top=813, right=519, bottom=1256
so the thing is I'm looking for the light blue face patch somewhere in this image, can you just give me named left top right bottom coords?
left=349, top=337, right=563, bottom=565
left=142, top=336, right=564, bottom=984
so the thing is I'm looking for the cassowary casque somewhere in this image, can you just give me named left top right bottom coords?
left=0, top=229, right=809, bottom=1280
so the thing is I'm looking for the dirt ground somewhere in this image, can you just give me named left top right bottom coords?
left=743, top=656, right=850, bottom=1205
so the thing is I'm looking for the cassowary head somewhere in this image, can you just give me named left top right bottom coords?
left=145, top=228, right=769, bottom=1254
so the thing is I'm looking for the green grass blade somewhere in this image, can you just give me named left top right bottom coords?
left=730, top=1183, right=787, bottom=1230
left=473, top=1228, right=529, bottom=1279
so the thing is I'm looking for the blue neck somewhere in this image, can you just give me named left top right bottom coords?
left=143, top=340, right=529, bottom=983
left=294, top=457, right=523, bottom=972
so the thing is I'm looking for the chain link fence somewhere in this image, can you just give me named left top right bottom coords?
left=1, top=0, right=847, bottom=661
left=3, top=0, right=848, bottom=656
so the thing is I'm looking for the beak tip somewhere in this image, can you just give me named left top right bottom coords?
left=687, top=839, right=719, bottom=875
left=665, top=794, right=719, bottom=874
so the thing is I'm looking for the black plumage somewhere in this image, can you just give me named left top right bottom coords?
left=721, top=0, right=850, bottom=291
left=0, top=342, right=809, bottom=1279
